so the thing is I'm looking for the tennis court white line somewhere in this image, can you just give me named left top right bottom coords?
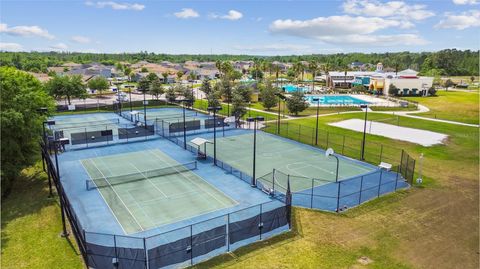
left=91, top=158, right=145, bottom=232
left=129, top=162, right=168, bottom=198
left=124, top=190, right=157, bottom=227
left=148, top=149, right=236, bottom=208
left=81, top=160, right=129, bottom=235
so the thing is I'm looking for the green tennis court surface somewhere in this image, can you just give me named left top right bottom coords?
left=139, top=110, right=198, bottom=121
left=81, top=149, right=237, bottom=234
left=54, top=116, right=119, bottom=129
left=202, top=132, right=375, bottom=192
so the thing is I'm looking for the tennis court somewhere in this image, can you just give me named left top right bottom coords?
left=81, top=149, right=237, bottom=234
left=53, top=115, right=120, bottom=128
left=126, top=107, right=200, bottom=122
left=197, top=131, right=375, bottom=192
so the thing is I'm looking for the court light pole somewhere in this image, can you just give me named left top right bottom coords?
left=143, top=89, right=147, bottom=127
left=129, top=88, right=133, bottom=112
left=116, top=84, right=122, bottom=115
left=274, top=93, right=286, bottom=134
left=360, top=104, right=368, bottom=160
left=312, top=97, right=320, bottom=145
left=247, top=116, right=264, bottom=187
left=208, top=106, right=222, bottom=165
left=176, top=99, right=193, bottom=150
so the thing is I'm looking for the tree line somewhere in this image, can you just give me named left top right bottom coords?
left=0, top=49, right=478, bottom=76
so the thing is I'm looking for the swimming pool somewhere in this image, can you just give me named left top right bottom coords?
left=283, top=84, right=309, bottom=93
left=306, top=95, right=370, bottom=105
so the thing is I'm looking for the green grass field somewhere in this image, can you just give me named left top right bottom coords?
left=403, top=90, right=479, bottom=124
left=193, top=99, right=279, bottom=121
left=194, top=113, right=479, bottom=269
left=1, top=162, right=84, bottom=269
left=2, top=91, right=479, bottom=269
left=251, top=101, right=362, bottom=116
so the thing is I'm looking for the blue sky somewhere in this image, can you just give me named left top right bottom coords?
left=1, top=0, right=479, bottom=55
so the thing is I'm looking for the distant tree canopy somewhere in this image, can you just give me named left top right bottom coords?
left=0, top=67, right=55, bottom=197
left=87, top=76, right=109, bottom=96
left=0, top=49, right=478, bottom=76
left=45, top=75, right=87, bottom=104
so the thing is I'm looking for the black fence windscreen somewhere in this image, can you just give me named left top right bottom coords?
left=169, top=120, right=201, bottom=133
left=118, top=125, right=154, bottom=139
left=71, top=130, right=114, bottom=145
left=204, top=118, right=227, bottom=129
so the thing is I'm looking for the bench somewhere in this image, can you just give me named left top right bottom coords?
left=378, top=162, right=392, bottom=171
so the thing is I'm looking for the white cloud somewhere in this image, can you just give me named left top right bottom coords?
left=233, top=43, right=311, bottom=52
left=71, top=35, right=91, bottom=43
left=269, top=15, right=427, bottom=46
left=343, top=0, right=435, bottom=21
left=435, top=10, right=480, bottom=29
left=452, top=0, right=478, bottom=5
left=50, top=43, right=68, bottom=50
left=0, top=42, right=23, bottom=51
left=316, top=34, right=428, bottom=46
left=211, top=10, right=243, bottom=20
left=85, top=1, right=145, bottom=11
left=174, top=8, right=199, bottom=19
left=0, top=23, right=54, bottom=39
left=270, top=15, right=412, bottom=38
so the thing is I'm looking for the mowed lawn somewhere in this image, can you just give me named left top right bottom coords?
left=404, top=90, right=479, bottom=124
left=2, top=112, right=478, bottom=268
left=194, top=113, right=479, bottom=269
left=1, top=162, right=84, bottom=269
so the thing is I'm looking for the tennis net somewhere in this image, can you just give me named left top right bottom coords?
left=86, top=161, right=198, bottom=190
left=54, top=119, right=120, bottom=129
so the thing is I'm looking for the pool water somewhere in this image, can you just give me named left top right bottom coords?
left=306, top=95, right=369, bottom=105
left=283, top=84, right=308, bottom=93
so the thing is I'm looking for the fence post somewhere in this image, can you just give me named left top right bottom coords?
left=227, top=213, right=230, bottom=252
left=190, top=225, right=193, bottom=266
left=311, top=128, right=315, bottom=145
left=259, top=204, right=263, bottom=240
left=396, top=150, right=404, bottom=188
left=113, top=235, right=118, bottom=267
left=379, top=144, right=383, bottom=163
left=326, top=131, right=329, bottom=148
left=310, top=178, right=314, bottom=208
left=358, top=176, right=364, bottom=205
left=410, top=159, right=416, bottom=184
left=286, top=121, right=289, bottom=137
left=144, top=238, right=149, bottom=269
left=377, top=169, right=383, bottom=197
left=272, top=169, right=276, bottom=195
left=336, top=182, right=341, bottom=212
left=84, top=128, right=88, bottom=147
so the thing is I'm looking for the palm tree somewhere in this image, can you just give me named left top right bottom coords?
left=293, top=62, right=304, bottom=87
left=176, top=71, right=184, bottom=83
left=309, top=60, right=318, bottom=92
left=162, top=72, right=168, bottom=84
left=215, top=60, right=222, bottom=78
left=124, top=67, right=132, bottom=82
left=323, top=63, right=331, bottom=88
left=273, top=63, right=281, bottom=88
